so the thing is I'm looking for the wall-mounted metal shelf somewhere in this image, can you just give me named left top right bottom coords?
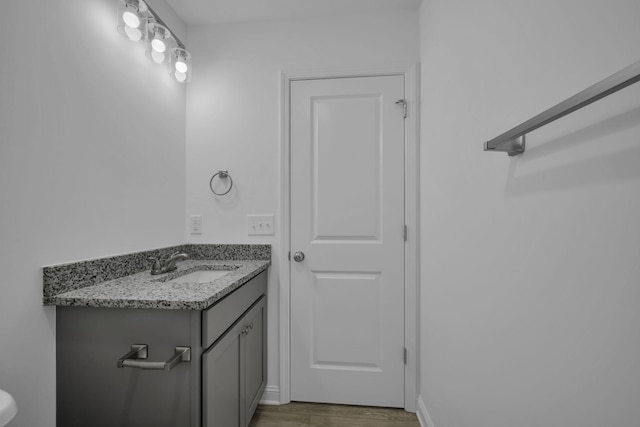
left=484, top=59, right=640, bottom=156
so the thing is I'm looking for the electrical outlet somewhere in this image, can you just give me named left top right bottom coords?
left=248, top=215, right=275, bottom=235
left=190, top=215, right=202, bottom=234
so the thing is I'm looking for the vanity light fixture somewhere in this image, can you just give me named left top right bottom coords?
left=116, top=0, right=192, bottom=83
left=146, top=21, right=172, bottom=64
left=116, top=0, right=146, bottom=42
left=171, top=47, right=192, bottom=83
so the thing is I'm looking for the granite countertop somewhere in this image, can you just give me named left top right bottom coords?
left=48, top=260, right=269, bottom=310
left=43, top=244, right=271, bottom=310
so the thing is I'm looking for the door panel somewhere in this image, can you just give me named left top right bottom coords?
left=312, top=94, right=382, bottom=241
left=290, top=75, right=405, bottom=407
left=312, top=271, right=382, bottom=370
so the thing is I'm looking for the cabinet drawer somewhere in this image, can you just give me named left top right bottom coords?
left=202, top=271, right=267, bottom=348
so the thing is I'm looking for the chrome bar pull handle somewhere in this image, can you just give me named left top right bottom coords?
left=117, top=344, right=147, bottom=367
left=117, top=344, right=191, bottom=371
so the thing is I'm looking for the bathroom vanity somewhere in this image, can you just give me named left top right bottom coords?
left=44, top=244, right=270, bottom=427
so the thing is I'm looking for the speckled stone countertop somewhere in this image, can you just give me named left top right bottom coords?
left=43, top=244, right=270, bottom=310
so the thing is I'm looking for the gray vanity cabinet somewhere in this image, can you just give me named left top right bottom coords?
left=57, top=306, right=198, bottom=427
left=203, top=296, right=266, bottom=427
left=56, top=270, right=267, bottom=427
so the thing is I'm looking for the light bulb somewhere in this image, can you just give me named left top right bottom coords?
left=175, top=71, right=187, bottom=83
left=175, top=61, right=188, bottom=73
left=151, top=38, right=166, bottom=53
left=151, top=51, right=165, bottom=64
left=122, top=8, right=140, bottom=28
left=124, top=26, right=142, bottom=41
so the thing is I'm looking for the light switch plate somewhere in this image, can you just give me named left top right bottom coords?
left=190, top=215, right=202, bottom=235
left=248, top=214, right=275, bottom=235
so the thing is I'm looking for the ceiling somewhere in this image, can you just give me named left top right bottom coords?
left=164, top=0, right=422, bottom=26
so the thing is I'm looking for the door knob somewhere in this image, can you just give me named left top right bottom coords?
left=293, top=251, right=305, bottom=262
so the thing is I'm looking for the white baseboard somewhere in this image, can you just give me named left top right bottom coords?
left=416, top=395, right=435, bottom=427
left=259, top=385, right=281, bottom=405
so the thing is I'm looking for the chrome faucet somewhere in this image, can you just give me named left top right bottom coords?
left=149, top=252, right=189, bottom=275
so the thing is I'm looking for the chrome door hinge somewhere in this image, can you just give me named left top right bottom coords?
left=403, top=225, right=408, bottom=242
left=395, top=99, right=407, bottom=118
left=404, top=347, right=407, bottom=364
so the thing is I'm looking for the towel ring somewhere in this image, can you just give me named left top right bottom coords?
left=210, top=170, right=233, bottom=196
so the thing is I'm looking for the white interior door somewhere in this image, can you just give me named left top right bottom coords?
left=290, top=75, right=406, bottom=407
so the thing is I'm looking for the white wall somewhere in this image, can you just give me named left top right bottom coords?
left=419, top=0, right=640, bottom=426
left=185, top=10, right=420, bottom=399
left=0, top=1, right=186, bottom=425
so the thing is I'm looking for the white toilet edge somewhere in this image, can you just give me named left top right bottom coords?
left=0, top=389, right=17, bottom=426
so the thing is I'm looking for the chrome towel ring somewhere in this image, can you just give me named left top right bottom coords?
left=210, top=170, right=233, bottom=196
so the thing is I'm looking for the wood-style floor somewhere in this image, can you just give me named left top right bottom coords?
left=249, top=402, right=420, bottom=427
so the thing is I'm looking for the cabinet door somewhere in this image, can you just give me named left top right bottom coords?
left=203, top=296, right=267, bottom=427
left=243, top=297, right=267, bottom=425
left=202, top=320, right=243, bottom=427
left=57, top=307, right=195, bottom=427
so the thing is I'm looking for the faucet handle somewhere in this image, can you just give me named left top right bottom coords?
left=169, top=251, right=189, bottom=260
left=168, top=251, right=186, bottom=259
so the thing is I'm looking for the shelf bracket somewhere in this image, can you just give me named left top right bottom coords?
left=484, top=135, right=525, bottom=156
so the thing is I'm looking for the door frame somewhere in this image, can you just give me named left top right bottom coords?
left=279, top=64, right=420, bottom=412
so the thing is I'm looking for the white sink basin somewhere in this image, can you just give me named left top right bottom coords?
left=168, top=270, right=232, bottom=284
left=0, top=389, right=17, bottom=426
